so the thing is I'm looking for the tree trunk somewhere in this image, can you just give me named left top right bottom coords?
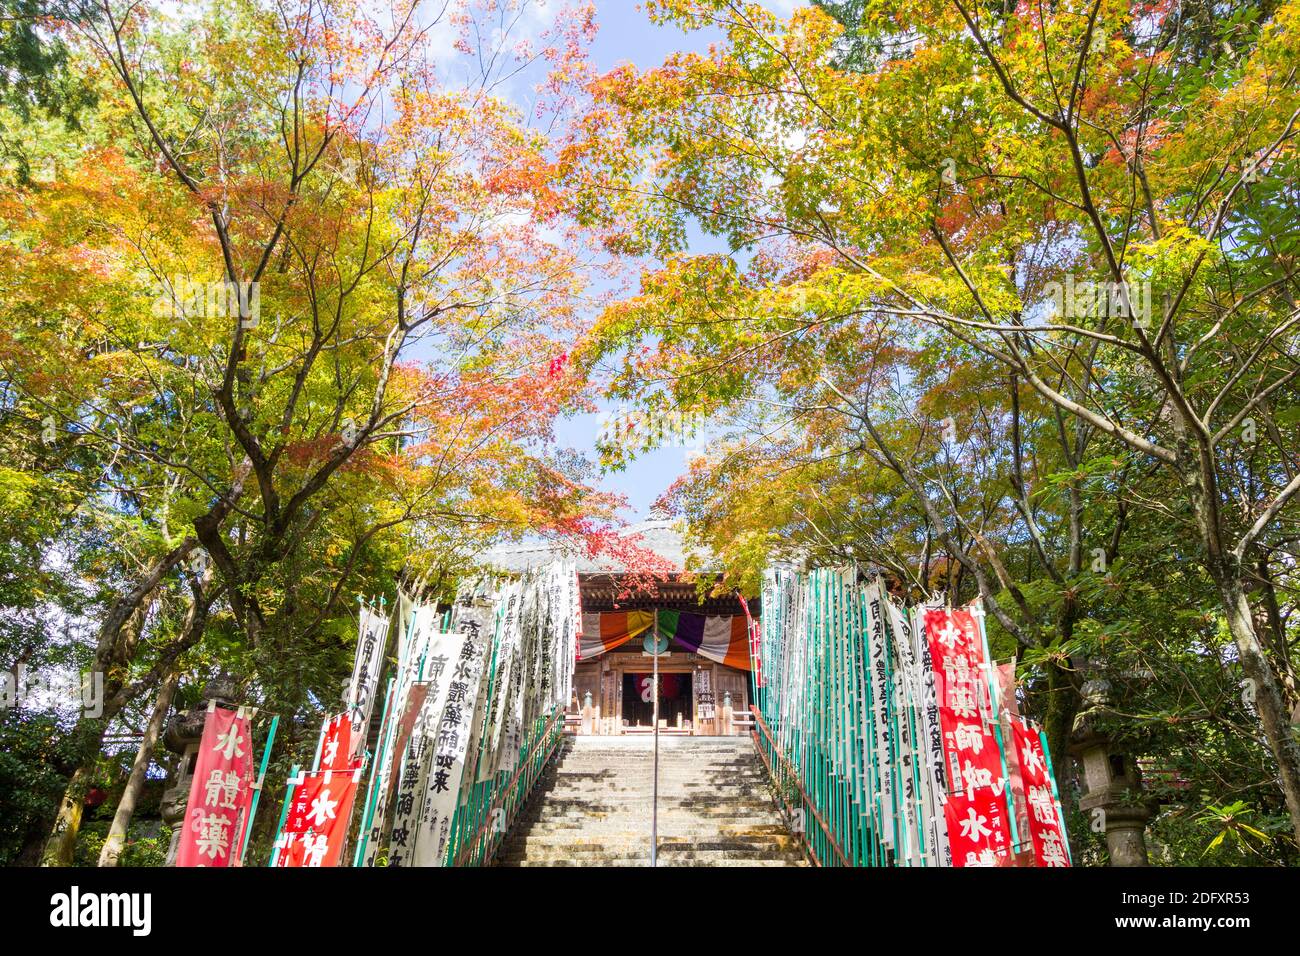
left=41, top=564, right=216, bottom=866
left=1041, top=660, right=1080, bottom=820
left=40, top=766, right=89, bottom=867
left=1253, top=555, right=1297, bottom=709
left=1177, top=447, right=1300, bottom=845
left=40, top=601, right=152, bottom=867
left=98, top=669, right=179, bottom=867
left=1219, top=573, right=1300, bottom=846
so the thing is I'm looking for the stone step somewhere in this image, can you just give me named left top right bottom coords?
left=531, top=796, right=778, bottom=806
left=510, top=838, right=802, bottom=853
left=498, top=858, right=800, bottom=868
left=537, top=775, right=772, bottom=781
left=520, top=792, right=775, bottom=805
left=522, top=811, right=784, bottom=826
left=549, top=770, right=770, bottom=778
left=541, top=774, right=771, bottom=781
left=509, top=823, right=794, bottom=836
left=519, top=810, right=785, bottom=824
left=494, top=737, right=806, bottom=867
left=544, top=780, right=773, bottom=789
left=537, top=788, right=773, bottom=797
left=495, top=852, right=807, bottom=868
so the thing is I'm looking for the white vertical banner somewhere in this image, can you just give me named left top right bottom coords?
left=781, top=570, right=806, bottom=762
left=495, top=578, right=534, bottom=775
left=411, top=596, right=492, bottom=866
left=911, top=603, right=952, bottom=866
left=348, top=602, right=391, bottom=741
left=357, top=598, right=419, bottom=868
left=385, top=626, right=466, bottom=867
left=882, top=582, right=924, bottom=866
left=385, top=708, right=431, bottom=868
left=538, top=559, right=575, bottom=717
left=561, top=561, right=581, bottom=707
left=838, top=570, right=857, bottom=794
left=393, top=590, right=418, bottom=686
left=378, top=602, right=441, bottom=855
left=850, top=579, right=872, bottom=836
left=478, top=581, right=523, bottom=781
left=865, top=580, right=894, bottom=846
left=357, top=677, right=396, bottom=866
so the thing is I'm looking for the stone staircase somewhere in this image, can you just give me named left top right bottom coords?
left=494, top=735, right=808, bottom=867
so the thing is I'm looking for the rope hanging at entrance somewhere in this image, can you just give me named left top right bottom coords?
left=578, top=609, right=753, bottom=670
left=578, top=609, right=655, bottom=658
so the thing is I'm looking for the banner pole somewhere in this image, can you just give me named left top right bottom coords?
left=310, top=715, right=327, bottom=774
left=239, top=713, right=279, bottom=865
left=352, top=675, right=395, bottom=866
left=267, top=762, right=300, bottom=867
left=652, top=608, right=660, bottom=868
left=1038, top=724, right=1074, bottom=865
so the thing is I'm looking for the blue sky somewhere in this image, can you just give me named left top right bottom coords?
left=413, top=1, right=802, bottom=520
left=549, top=1, right=804, bottom=519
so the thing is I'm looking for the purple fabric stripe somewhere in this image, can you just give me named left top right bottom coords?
left=670, top=611, right=707, bottom=651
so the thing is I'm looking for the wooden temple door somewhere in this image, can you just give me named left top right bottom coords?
left=600, top=664, right=620, bottom=734
left=714, top=667, right=749, bottom=735
left=693, top=665, right=717, bottom=735
left=572, top=662, right=600, bottom=734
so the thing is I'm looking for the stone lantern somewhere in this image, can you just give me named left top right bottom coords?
left=160, top=674, right=241, bottom=864
left=1069, top=676, right=1152, bottom=866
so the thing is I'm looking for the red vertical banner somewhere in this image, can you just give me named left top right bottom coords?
left=924, top=607, right=1012, bottom=867
left=738, top=593, right=763, bottom=689
left=923, top=608, right=990, bottom=718
left=925, top=607, right=998, bottom=791
left=175, top=705, right=255, bottom=867
left=939, top=710, right=1004, bottom=797
left=944, top=784, right=1013, bottom=866
left=1012, top=718, right=1072, bottom=867
left=316, top=712, right=358, bottom=772
left=273, top=768, right=362, bottom=867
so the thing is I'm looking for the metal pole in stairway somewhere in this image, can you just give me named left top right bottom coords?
left=652, top=608, right=659, bottom=868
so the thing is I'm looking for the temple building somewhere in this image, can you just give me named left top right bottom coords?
left=483, top=515, right=756, bottom=737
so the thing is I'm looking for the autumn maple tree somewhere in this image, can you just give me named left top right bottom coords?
left=571, top=0, right=1300, bottom=853
left=1, top=0, right=609, bottom=864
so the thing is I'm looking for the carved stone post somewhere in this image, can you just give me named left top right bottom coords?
left=1069, top=677, right=1152, bottom=866
left=581, top=690, right=594, bottom=736
left=160, top=674, right=241, bottom=865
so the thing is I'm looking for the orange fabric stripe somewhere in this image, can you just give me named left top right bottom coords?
left=722, top=615, right=751, bottom=670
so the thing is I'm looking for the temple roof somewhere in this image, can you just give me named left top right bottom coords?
left=481, top=515, right=753, bottom=616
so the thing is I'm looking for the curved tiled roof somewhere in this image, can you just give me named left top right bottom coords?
left=480, top=515, right=754, bottom=615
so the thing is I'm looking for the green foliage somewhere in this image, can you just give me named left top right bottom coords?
left=0, top=710, right=79, bottom=865
left=74, top=823, right=170, bottom=868
left=575, top=0, right=1300, bottom=864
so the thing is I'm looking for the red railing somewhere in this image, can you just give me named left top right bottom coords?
left=450, top=708, right=564, bottom=867
left=749, top=705, right=851, bottom=867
